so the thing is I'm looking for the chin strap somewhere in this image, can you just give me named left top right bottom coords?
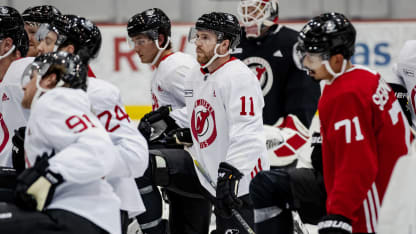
left=202, top=44, right=231, bottom=69
left=0, top=45, right=16, bottom=61
left=323, top=59, right=347, bottom=84
left=151, top=36, right=171, bottom=66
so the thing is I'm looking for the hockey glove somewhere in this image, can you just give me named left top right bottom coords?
left=215, top=162, right=244, bottom=218
left=318, top=214, right=352, bottom=234
left=138, top=105, right=179, bottom=142
left=15, top=151, right=63, bottom=211
left=11, top=127, right=26, bottom=174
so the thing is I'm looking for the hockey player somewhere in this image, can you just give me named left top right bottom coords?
left=137, top=11, right=269, bottom=234
left=22, top=5, right=62, bottom=57
left=0, top=51, right=122, bottom=234
left=48, top=14, right=149, bottom=234
left=234, top=0, right=320, bottom=127
left=0, top=6, right=29, bottom=166
left=297, top=12, right=410, bottom=233
left=390, top=40, right=416, bottom=127
left=127, top=8, right=208, bottom=234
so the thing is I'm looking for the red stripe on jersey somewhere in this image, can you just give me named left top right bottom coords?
left=258, top=158, right=263, bottom=171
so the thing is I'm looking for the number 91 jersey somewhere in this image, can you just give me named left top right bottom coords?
left=318, top=65, right=412, bottom=233
left=184, top=58, right=269, bottom=197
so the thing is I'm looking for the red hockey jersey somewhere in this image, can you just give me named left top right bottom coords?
left=318, top=65, right=411, bottom=233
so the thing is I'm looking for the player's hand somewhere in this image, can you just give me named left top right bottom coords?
left=11, top=127, right=26, bottom=174
left=318, top=214, right=352, bottom=234
left=15, top=151, right=63, bottom=211
left=138, top=119, right=152, bottom=142
left=215, top=162, right=243, bottom=218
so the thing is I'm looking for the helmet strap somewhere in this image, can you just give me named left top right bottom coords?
left=323, top=59, right=347, bottom=83
left=151, top=36, right=171, bottom=66
left=202, top=43, right=231, bottom=69
left=0, top=45, right=16, bottom=61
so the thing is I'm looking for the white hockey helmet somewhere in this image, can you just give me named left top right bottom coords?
left=237, top=0, right=279, bottom=38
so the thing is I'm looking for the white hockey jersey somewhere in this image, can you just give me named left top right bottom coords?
left=184, top=57, right=269, bottom=196
left=24, top=87, right=121, bottom=234
left=87, top=78, right=148, bottom=217
left=151, top=52, right=197, bottom=112
left=0, top=57, right=34, bottom=166
left=392, top=40, right=416, bottom=127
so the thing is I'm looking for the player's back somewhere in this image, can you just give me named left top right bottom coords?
left=319, top=65, right=411, bottom=232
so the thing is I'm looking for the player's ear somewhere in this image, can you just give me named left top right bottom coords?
left=219, top=39, right=230, bottom=54
left=41, top=73, right=58, bottom=89
left=158, top=34, right=165, bottom=47
left=67, top=44, right=75, bottom=54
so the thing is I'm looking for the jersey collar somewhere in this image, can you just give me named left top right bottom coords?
left=200, top=57, right=237, bottom=75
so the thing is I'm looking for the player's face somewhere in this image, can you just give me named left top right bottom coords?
left=131, top=34, right=158, bottom=64
left=302, top=53, right=333, bottom=80
left=194, top=30, right=217, bottom=65
left=37, top=31, right=58, bottom=55
left=24, top=23, right=40, bottom=57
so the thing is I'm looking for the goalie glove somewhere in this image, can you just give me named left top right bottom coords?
left=11, top=127, right=26, bottom=174
left=15, top=151, right=63, bottom=211
left=215, top=162, right=243, bottom=218
left=318, top=214, right=352, bottom=234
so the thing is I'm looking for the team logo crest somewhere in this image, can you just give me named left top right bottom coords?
left=191, top=99, right=217, bottom=149
left=243, top=57, right=273, bottom=96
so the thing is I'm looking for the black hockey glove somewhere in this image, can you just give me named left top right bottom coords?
left=15, top=151, right=64, bottom=211
left=138, top=105, right=179, bottom=142
left=215, top=162, right=243, bottom=218
left=318, top=214, right=352, bottom=234
left=11, top=127, right=26, bottom=174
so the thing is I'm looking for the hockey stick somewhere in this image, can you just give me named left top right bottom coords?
left=185, top=149, right=256, bottom=234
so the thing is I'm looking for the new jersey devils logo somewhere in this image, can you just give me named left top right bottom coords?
left=243, top=56, right=273, bottom=96
left=191, top=99, right=217, bottom=149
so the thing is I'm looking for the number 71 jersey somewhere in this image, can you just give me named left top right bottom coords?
left=318, top=65, right=412, bottom=233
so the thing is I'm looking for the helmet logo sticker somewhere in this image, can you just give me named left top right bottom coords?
left=323, top=20, right=337, bottom=33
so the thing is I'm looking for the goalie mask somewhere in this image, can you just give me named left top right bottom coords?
left=296, top=12, right=356, bottom=78
left=188, top=12, right=241, bottom=68
left=22, top=51, right=87, bottom=108
left=0, top=6, right=29, bottom=59
left=237, top=0, right=279, bottom=38
left=127, top=8, right=171, bottom=66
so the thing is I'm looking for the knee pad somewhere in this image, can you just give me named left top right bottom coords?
left=149, top=150, right=170, bottom=186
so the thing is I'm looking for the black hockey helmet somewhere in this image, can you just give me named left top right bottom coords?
left=52, top=14, right=102, bottom=62
left=22, top=5, right=61, bottom=24
left=195, top=12, right=241, bottom=49
left=30, top=51, right=87, bottom=90
left=0, top=6, right=29, bottom=57
left=297, top=12, right=356, bottom=59
left=127, top=8, right=171, bottom=40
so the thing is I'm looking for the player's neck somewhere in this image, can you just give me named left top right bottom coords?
left=207, top=55, right=231, bottom=73
left=154, top=49, right=173, bottom=68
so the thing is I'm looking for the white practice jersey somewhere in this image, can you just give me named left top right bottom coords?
left=88, top=78, right=148, bottom=216
left=151, top=52, right=197, bottom=112
left=25, top=87, right=121, bottom=234
left=392, top=40, right=416, bottom=127
left=184, top=58, right=270, bottom=196
left=0, top=57, right=34, bottom=166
